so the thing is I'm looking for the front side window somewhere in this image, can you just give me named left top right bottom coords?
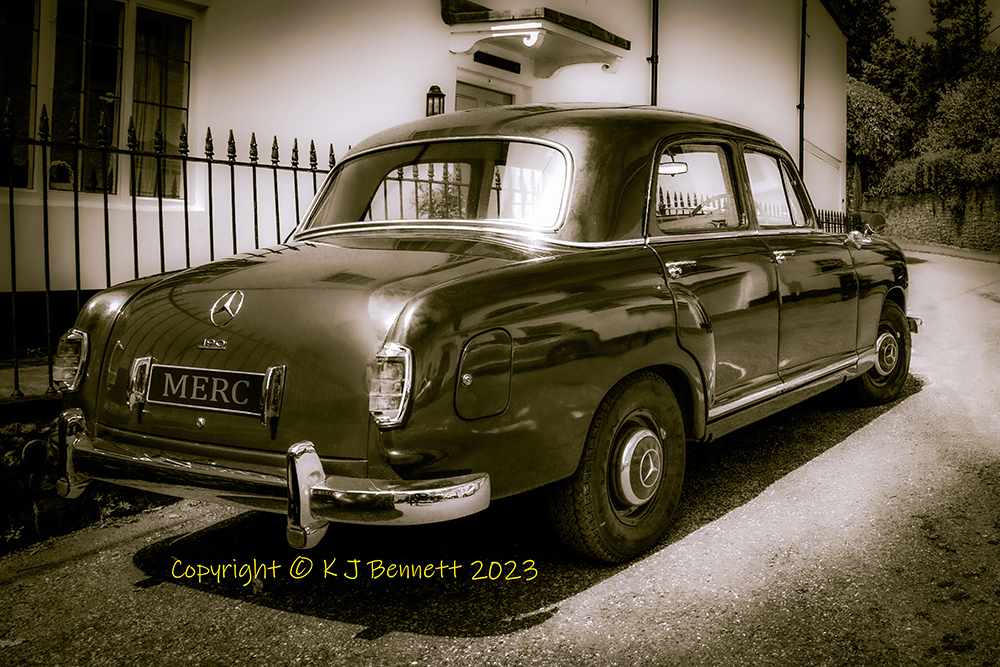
left=651, top=143, right=742, bottom=235
left=743, top=150, right=811, bottom=228
left=302, top=140, right=567, bottom=233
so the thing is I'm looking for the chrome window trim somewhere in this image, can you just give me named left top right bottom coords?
left=296, top=223, right=651, bottom=250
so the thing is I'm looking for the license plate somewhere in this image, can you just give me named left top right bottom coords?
left=146, top=364, right=265, bottom=417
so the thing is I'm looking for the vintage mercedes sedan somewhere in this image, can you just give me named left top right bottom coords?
left=53, top=105, right=918, bottom=563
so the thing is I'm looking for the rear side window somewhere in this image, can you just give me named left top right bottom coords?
left=743, top=151, right=811, bottom=228
left=651, top=144, right=743, bottom=235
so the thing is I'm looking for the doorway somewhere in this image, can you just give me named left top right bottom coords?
left=455, top=81, right=514, bottom=110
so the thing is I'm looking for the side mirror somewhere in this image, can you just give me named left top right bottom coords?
left=861, top=212, right=886, bottom=235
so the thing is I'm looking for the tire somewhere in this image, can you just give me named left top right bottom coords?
left=548, top=371, right=685, bottom=563
left=850, top=300, right=911, bottom=405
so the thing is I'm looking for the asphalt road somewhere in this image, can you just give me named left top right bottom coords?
left=2, top=249, right=999, bottom=667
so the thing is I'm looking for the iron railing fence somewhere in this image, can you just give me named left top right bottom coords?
left=3, top=103, right=333, bottom=396
left=815, top=208, right=865, bottom=234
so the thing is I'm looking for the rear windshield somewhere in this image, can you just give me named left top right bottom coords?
left=299, top=140, right=568, bottom=233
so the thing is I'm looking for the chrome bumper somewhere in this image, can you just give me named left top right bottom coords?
left=56, top=408, right=491, bottom=549
left=908, top=316, right=921, bottom=334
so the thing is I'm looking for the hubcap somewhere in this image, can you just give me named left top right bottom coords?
left=874, top=331, right=899, bottom=376
left=616, top=427, right=663, bottom=508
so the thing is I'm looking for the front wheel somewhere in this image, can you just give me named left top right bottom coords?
left=850, top=300, right=911, bottom=405
left=548, top=372, right=685, bottom=563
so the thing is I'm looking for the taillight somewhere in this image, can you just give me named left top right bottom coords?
left=369, top=342, right=412, bottom=427
left=54, top=329, right=89, bottom=391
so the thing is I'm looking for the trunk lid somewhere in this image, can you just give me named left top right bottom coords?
left=96, top=236, right=535, bottom=459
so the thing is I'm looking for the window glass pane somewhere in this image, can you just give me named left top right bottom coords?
left=306, top=141, right=567, bottom=231
left=744, top=151, right=795, bottom=228
left=0, top=0, right=39, bottom=188
left=132, top=7, right=191, bottom=198
left=780, top=161, right=810, bottom=227
left=51, top=0, right=123, bottom=193
left=652, top=144, right=741, bottom=234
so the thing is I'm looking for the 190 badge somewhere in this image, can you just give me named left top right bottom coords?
left=199, top=338, right=227, bottom=350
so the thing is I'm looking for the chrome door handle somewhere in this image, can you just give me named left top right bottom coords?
left=665, top=260, right=696, bottom=279
left=772, top=250, right=796, bottom=264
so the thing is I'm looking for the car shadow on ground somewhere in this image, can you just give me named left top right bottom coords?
left=132, top=375, right=923, bottom=640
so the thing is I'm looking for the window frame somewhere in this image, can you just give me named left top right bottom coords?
left=645, top=137, right=748, bottom=239
left=739, top=143, right=818, bottom=231
left=11, top=0, right=198, bottom=199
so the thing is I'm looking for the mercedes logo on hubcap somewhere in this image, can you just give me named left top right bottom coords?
left=210, top=290, right=245, bottom=327
left=639, top=449, right=661, bottom=488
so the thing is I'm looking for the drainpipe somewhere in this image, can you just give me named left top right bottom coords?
left=649, top=0, right=659, bottom=106
left=797, top=0, right=807, bottom=176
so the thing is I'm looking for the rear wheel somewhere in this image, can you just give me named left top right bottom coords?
left=548, top=372, right=685, bottom=563
left=851, top=300, right=910, bottom=405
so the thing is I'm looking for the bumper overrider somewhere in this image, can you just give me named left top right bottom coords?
left=55, top=408, right=491, bottom=549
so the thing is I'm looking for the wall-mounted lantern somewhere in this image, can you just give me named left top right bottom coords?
left=426, top=85, right=446, bottom=116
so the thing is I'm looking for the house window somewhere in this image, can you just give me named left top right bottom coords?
left=50, top=0, right=125, bottom=193
left=4, top=0, right=192, bottom=196
left=131, top=7, right=191, bottom=197
left=0, top=1, right=39, bottom=189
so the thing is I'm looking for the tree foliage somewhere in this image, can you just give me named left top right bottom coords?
left=849, top=0, right=1000, bottom=200
left=846, top=76, right=907, bottom=191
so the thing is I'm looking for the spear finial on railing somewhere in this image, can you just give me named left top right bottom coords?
left=309, top=140, right=317, bottom=171
left=205, top=127, right=214, bottom=158
left=40, top=105, right=50, bottom=141
left=228, top=130, right=237, bottom=162
left=154, top=118, right=165, bottom=153
left=2, top=98, right=11, bottom=135
left=71, top=108, right=82, bottom=144
left=97, top=111, right=109, bottom=147
left=179, top=124, right=189, bottom=156
left=271, top=136, right=279, bottom=165
left=249, top=132, right=258, bottom=163
left=291, top=138, right=299, bottom=167
left=127, top=117, right=137, bottom=151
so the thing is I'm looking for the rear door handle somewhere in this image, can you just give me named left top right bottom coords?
left=772, top=250, right=796, bottom=264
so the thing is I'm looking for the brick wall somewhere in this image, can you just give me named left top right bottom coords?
left=867, top=184, right=1000, bottom=253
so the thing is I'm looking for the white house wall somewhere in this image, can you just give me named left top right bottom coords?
left=2, top=0, right=847, bottom=293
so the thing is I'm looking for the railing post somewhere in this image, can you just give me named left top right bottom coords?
left=4, top=100, right=23, bottom=397
left=291, top=138, right=301, bottom=224
left=155, top=118, right=166, bottom=273
left=309, top=140, right=318, bottom=194
left=205, top=127, right=215, bottom=261
left=180, top=123, right=191, bottom=268
left=127, top=118, right=140, bottom=278
left=228, top=130, right=238, bottom=255
left=271, top=136, right=281, bottom=244
left=40, top=106, right=56, bottom=394
left=98, top=110, right=112, bottom=288
left=250, top=132, right=259, bottom=248
left=71, top=108, right=82, bottom=311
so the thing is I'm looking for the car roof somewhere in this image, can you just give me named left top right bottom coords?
left=348, top=104, right=781, bottom=157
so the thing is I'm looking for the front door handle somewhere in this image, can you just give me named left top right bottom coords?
left=665, top=260, right=697, bottom=279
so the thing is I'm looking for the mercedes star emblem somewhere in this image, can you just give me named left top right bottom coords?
left=210, top=290, right=245, bottom=327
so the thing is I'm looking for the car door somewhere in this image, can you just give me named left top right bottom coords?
left=646, top=140, right=781, bottom=417
left=740, top=147, right=859, bottom=384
